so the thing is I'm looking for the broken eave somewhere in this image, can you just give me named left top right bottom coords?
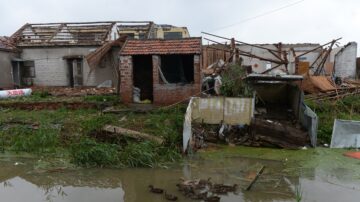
left=120, top=37, right=202, bottom=56
left=16, top=43, right=104, bottom=48
left=246, top=74, right=304, bottom=82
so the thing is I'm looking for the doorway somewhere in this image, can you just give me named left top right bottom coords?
left=132, top=55, right=153, bottom=101
left=66, top=58, right=83, bottom=87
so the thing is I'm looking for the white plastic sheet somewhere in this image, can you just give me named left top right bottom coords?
left=0, top=89, right=32, bottom=99
left=182, top=97, right=195, bottom=153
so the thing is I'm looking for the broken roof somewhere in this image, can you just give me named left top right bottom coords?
left=120, top=38, right=202, bottom=55
left=11, top=21, right=152, bottom=47
left=0, top=36, right=17, bottom=52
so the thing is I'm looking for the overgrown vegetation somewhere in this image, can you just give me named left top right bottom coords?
left=0, top=95, right=185, bottom=168
left=306, top=95, right=360, bottom=144
left=70, top=138, right=120, bottom=167
left=220, top=63, right=252, bottom=97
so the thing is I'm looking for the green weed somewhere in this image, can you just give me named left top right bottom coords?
left=70, top=138, right=120, bottom=167
left=306, top=95, right=360, bottom=143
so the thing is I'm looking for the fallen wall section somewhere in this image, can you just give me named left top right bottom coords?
left=182, top=97, right=254, bottom=152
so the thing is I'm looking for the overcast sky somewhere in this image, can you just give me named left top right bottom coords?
left=1, top=0, right=359, bottom=53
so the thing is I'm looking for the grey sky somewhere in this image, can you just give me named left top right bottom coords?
left=1, top=0, right=359, bottom=52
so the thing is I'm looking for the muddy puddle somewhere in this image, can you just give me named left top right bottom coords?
left=0, top=154, right=360, bottom=202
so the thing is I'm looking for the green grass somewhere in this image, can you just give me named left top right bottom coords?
left=70, top=138, right=121, bottom=167
left=0, top=103, right=185, bottom=168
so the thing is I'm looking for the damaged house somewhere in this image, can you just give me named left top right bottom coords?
left=0, top=21, right=191, bottom=89
left=119, top=38, right=202, bottom=105
left=203, top=34, right=357, bottom=79
left=0, top=37, right=19, bottom=89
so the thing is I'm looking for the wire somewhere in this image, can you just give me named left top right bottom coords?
left=210, top=0, right=306, bottom=32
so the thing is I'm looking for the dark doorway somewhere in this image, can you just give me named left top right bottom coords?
left=133, top=55, right=153, bottom=101
left=66, top=58, right=83, bottom=87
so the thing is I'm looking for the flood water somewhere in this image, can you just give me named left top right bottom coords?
left=1, top=154, right=360, bottom=202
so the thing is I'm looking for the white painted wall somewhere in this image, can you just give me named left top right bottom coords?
left=21, top=47, right=117, bottom=87
left=334, top=42, right=357, bottom=79
left=237, top=44, right=321, bottom=75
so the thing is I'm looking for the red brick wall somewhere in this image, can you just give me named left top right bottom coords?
left=153, top=54, right=201, bottom=105
left=119, top=56, right=133, bottom=103
left=120, top=54, right=202, bottom=105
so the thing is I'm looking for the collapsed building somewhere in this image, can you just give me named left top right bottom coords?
left=0, top=21, right=190, bottom=89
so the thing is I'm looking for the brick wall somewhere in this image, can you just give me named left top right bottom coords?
left=119, top=56, right=133, bottom=103
left=153, top=54, right=201, bottom=105
left=120, top=54, right=202, bottom=105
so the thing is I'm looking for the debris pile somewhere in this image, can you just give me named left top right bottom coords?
left=0, top=102, right=98, bottom=110
left=148, top=177, right=243, bottom=202
left=192, top=120, right=309, bottom=150
left=32, top=87, right=116, bottom=97
left=305, top=79, right=360, bottom=101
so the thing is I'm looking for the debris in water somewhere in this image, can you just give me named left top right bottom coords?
left=246, top=166, right=265, bottom=191
left=164, top=191, right=178, bottom=201
left=148, top=185, right=164, bottom=194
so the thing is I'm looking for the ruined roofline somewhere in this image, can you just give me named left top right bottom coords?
left=10, top=21, right=154, bottom=47
left=237, top=43, right=321, bottom=48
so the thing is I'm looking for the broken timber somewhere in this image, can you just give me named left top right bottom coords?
left=245, top=166, right=265, bottom=191
left=102, top=125, right=164, bottom=144
left=250, top=118, right=309, bottom=149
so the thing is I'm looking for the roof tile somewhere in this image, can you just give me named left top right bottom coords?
left=0, top=36, right=17, bottom=51
left=120, top=38, right=202, bottom=55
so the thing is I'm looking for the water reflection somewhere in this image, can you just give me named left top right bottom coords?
left=0, top=156, right=360, bottom=202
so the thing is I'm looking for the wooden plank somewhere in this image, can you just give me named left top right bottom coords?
left=102, top=125, right=165, bottom=144
left=246, top=166, right=265, bottom=191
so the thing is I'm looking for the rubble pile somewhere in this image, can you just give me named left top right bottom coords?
left=192, top=120, right=309, bottom=150
left=32, top=87, right=116, bottom=97
left=0, top=102, right=99, bottom=110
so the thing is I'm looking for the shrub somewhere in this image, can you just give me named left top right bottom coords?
left=220, top=64, right=252, bottom=97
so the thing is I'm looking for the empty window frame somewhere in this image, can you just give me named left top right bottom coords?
left=120, top=33, right=135, bottom=39
left=164, top=32, right=183, bottom=39
left=139, top=33, right=146, bottom=39
left=22, top=60, right=35, bottom=78
left=159, top=55, right=194, bottom=84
